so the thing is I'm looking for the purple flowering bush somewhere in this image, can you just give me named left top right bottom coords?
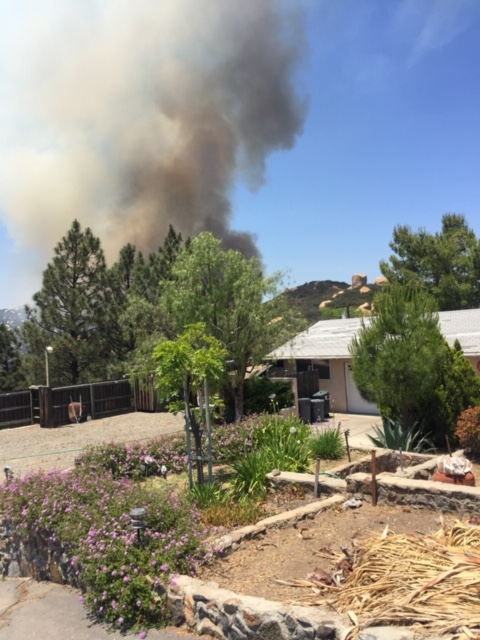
left=79, top=435, right=190, bottom=479
left=0, top=467, right=210, bottom=630
left=78, top=413, right=308, bottom=479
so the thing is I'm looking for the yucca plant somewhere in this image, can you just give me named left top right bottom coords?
left=368, top=416, right=434, bottom=452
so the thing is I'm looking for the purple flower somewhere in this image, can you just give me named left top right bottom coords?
left=139, top=633, right=147, bottom=639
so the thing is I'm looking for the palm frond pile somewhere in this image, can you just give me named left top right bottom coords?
left=331, top=519, right=480, bottom=636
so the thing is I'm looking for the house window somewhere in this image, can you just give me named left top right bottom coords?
left=297, top=359, right=331, bottom=380
left=314, top=359, right=331, bottom=380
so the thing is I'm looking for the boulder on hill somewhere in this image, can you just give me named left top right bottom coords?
left=352, top=274, right=367, bottom=288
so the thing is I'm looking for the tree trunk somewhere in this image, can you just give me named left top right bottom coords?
left=183, top=374, right=204, bottom=484
left=233, top=379, right=245, bottom=422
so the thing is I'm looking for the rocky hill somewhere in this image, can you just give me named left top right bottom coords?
left=0, top=275, right=384, bottom=330
left=286, top=275, right=384, bottom=324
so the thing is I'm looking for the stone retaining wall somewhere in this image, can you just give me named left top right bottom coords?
left=0, top=523, right=76, bottom=584
left=346, top=472, right=480, bottom=513
left=167, top=575, right=346, bottom=640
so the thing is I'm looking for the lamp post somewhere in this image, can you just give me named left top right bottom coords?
left=45, top=346, right=53, bottom=387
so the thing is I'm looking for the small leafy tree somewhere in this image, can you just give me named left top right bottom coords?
left=349, top=283, right=445, bottom=430
left=160, top=232, right=304, bottom=420
left=152, top=323, right=227, bottom=486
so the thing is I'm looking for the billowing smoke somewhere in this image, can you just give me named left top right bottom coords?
left=0, top=0, right=307, bottom=273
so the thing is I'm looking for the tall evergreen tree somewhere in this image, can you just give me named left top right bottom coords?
left=119, top=226, right=187, bottom=366
left=21, top=220, right=115, bottom=386
left=380, top=214, right=480, bottom=310
left=0, top=324, right=25, bottom=391
left=349, top=284, right=445, bottom=429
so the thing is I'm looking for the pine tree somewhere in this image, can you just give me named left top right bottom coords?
left=0, top=324, right=25, bottom=391
left=349, top=283, right=446, bottom=429
left=21, top=220, right=115, bottom=386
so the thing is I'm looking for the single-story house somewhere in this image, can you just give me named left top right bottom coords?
left=267, top=308, right=480, bottom=415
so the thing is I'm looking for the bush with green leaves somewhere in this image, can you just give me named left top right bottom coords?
left=250, top=413, right=311, bottom=449
left=368, top=416, right=434, bottom=452
left=416, top=340, right=480, bottom=445
left=230, top=415, right=311, bottom=499
left=222, top=376, right=294, bottom=422
left=187, top=481, right=264, bottom=527
left=309, top=426, right=345, bottom=460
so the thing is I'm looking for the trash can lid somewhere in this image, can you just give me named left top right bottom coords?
left=312, top=390, right=329, bottom=399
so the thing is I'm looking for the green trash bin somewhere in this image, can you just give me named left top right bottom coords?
left=312, top=390, right=330, bottom=417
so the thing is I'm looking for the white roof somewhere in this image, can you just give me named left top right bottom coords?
left=268, top=308, right=480, bottom=360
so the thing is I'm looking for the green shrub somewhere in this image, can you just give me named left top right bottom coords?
left=230, top=449, right=272, bottom=499
left=416, top=340, right=480, bottom=445
left=368, top=416, right=434, bottom=452
left=231, top=436, right=310, bottom=499
left=222, top=376, right=294, bottom=422
left=309, top=426, right=345, bottom=460
left=187, top=480, right=226, bottom=509
left=251, top=413, right=311, bottom=449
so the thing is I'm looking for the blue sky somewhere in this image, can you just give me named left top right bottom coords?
left=1, top=0, right=480, bottom=307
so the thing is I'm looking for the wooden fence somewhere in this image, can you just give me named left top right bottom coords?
left=0, top=390, right=33, bottom=429
left=0, top=379, right=136, bottom=429
left=297, top=370, right=319, bottom=399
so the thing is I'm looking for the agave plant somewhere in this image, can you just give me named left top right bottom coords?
left=368, top=416, right=435, bottom=452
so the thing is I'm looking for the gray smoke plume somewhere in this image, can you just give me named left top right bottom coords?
left=0, top=0, right=307, bottom=269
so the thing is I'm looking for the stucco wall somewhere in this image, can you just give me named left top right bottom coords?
left=466, top=356, right=480, bottom=378
left=313, top=358, right=349, bottom=414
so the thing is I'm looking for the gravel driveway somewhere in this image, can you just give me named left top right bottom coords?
left=1, top=411, right=185, bottom=478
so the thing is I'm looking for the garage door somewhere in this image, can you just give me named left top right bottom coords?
left=345, top=363, right=379, bottom=415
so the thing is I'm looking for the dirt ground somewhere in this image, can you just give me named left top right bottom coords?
left=198, top=498, right=458, bottom=604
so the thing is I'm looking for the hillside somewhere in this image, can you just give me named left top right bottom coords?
left=0, top=307, right=26, bottom=330
left=1, top=278, right=381, bottom=331
left=286, top=279, right=381, bottom=324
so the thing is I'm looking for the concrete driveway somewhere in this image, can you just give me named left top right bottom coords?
left=0, top=578, right=198, bottom=640
left=328, top=412, right=381, bottom=449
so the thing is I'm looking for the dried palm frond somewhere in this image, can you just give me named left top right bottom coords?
left=330, top=520, right=480, bottom=636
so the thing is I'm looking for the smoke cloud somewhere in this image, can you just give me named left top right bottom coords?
left=0, top=0, right=307, bottom=274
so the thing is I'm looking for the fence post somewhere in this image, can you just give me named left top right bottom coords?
left=39, top=386, right=54, bottom=428
left=89, top=384, right=95, bottom=419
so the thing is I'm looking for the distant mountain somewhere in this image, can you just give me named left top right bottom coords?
left=285, top=279, right=381, bottom=324
left=0, top=307, right=27, bottom=330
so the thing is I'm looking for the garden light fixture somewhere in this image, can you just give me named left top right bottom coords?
left=130, top=507, right=146, bottom=543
